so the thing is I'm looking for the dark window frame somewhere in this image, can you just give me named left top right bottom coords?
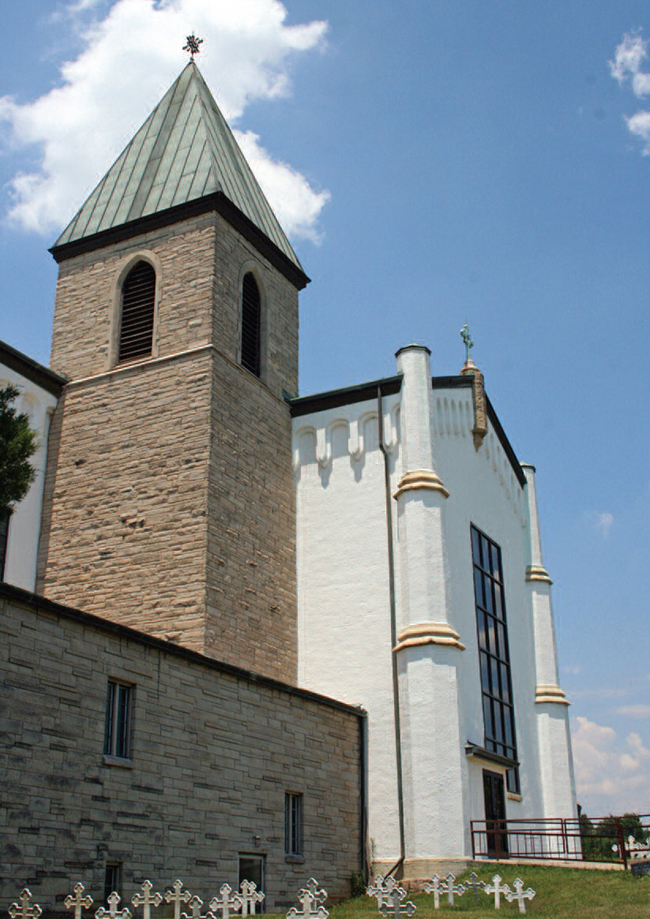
left=284, top=791, right=303, bottom=859
left=240, top=272, right=262, bottom=378
left=104, top=680, right=133, bottom=760
left=471, top=524, right=520, bottom=794
left=118, top=260, right=156, bottom=364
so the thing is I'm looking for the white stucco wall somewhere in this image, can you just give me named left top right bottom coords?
left=0, top=363, right=59, bottom=591
left=293, top=354, right=575, bottom=864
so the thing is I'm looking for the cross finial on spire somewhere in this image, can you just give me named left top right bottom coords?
left=183, top=33, right=203, bottom=60
left=460, top=323, right=473, bottom=362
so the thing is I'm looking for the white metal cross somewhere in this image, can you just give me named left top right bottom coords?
left=65, top=884, right=94, bottom=919
left=209, top=884, right=242, bottom=919
left=441, top=874, right=465, bottom=908
left=367, top=876, right=401, bottom=909
left=181, top=895, right=215, bottom=919
left=505, top=879, right=535, bottom=914
left=165, top=881, right=192, bottom=919
left=132, top=881, right=163, bottom=919
left=96, top=892, right=132, bottom=919
left=9, top=890, right=42, bottom=919
left=286, top=878, right=328, bottom=919
left=423, top=875, right=442, bottom=910
left=484, top=875, right=511, bottom=910
left=378, top=895, right=416, bottom=919
left=238, top=881, right=264, bottom=917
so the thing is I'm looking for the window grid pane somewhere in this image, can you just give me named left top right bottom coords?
left=471, top=525, right=519, bottom=791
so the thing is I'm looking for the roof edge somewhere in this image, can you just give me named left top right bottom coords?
left=289, top=374, right=403, bottom=417
left=0, top=340, right=65, bottom=396
left=0, top=581, right=365, bottom=719
left=50, top=191, right=310, bottom=291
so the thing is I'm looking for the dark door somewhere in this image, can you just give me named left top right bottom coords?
left=239, top=855, right=265, bottom=912
left=483, top=770, right=508, bottom=857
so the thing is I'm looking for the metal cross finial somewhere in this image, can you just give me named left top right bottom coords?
left=183, top=34, right=203, bottom=59
left=65, top=884, right=94, bottom=919
left=460, top=323, right=473, bottom=362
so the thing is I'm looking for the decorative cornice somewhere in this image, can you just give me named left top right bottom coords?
left=526, top=564, right=553, bottom=585
left=393, top=469, right=449, bottom=500
left=394, top=621, right=465, bottom=652
left=535, top=683, right=570, bottom=706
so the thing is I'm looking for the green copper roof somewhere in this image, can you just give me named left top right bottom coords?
left=54, top=62, right=303, bottom=272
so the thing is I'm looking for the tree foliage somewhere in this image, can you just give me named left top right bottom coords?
left=0, top=385, right=38, bottom=517
left=580, top=811, right=649, bottom=861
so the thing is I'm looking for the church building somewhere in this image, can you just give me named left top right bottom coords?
left=1, top=56, right=575, bottom=911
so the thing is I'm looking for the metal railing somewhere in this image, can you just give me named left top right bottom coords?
left=470, top=815, right=650, bottom=869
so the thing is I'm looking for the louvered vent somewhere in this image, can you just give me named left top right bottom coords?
left=241, top=273, right=261, bottom=377
left=118, top=261, right=156, bottom=363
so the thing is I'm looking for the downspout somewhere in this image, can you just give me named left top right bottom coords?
left=377, top=385, right=405, bottom=874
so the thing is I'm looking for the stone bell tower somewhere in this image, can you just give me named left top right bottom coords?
left=37, top=61, right=308, bottom=683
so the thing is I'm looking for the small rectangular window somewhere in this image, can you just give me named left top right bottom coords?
left=104, top=681, right=133, bottom=759
left=285, top=792, right=303, bottom=858
left=104, top=863, right=122, bottom=905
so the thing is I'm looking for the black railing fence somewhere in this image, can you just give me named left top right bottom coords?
left=470, top=814, right=650, bottom=869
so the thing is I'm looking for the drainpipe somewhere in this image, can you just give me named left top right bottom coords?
left=377, top=384, right=405, bottom=873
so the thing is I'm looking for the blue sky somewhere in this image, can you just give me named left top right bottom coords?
left=1, top=0, right=650, bottom=816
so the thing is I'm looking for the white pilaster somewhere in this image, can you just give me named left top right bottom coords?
left=394, top=344, right=466, bottom=864
left=522, top=463, right=576, bottom=819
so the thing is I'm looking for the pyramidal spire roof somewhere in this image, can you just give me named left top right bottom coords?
left=52, top=62, right=306, bottom=284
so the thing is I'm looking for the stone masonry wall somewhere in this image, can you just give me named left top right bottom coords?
left=38, top=350, right=212, bottom=652
left=0, top=587, right=364, bottom=915
left=206, top=354, right=297, bottom=680
left=50, top=212, right=299, bottom=401
left=41, top=211, right=300, bottom=680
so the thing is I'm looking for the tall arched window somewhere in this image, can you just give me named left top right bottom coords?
left=118, top=261, right=156, bottom=363
left=240, top=272, right=261, bottom=377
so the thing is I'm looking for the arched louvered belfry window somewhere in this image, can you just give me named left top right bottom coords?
left=118, top=260, right=156, bottom=363
left=241, top=272, right=261, bottom=377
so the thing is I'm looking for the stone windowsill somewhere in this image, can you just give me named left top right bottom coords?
left=103, top=754, right=134, bottom=769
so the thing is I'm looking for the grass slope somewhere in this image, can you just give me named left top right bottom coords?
left=273, top=865, right=650, bottom=919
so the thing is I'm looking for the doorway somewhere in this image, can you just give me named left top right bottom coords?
left=483, top=770, right=508, bottom=857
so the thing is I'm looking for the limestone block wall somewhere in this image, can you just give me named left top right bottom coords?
left=206, top=354, right=297, bottom=680
left=41, top=210, right=300, bottom=681
left=50, top=212, right=299, bottom=401
left=37, top=350, right=212, bottom=653
left=0, top=586, right=364, bottom=916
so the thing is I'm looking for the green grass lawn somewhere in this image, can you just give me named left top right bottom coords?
left=271, top=864, right=650, bottom=919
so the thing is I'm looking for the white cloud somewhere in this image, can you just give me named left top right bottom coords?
left=0, top=0, right=329, bottom=241
left=615, top=705, right=650, bottom=719
left=609, top=31, right=648, bottom=91
left=235, top=131, right=330, bottom=242
left=626, top=110, right=650, bottom=155
left=596, top=512, right=614, bottom=537
left=572, top=716, right=650, bottom=814
left=609, top=31, right=650, bottom=155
